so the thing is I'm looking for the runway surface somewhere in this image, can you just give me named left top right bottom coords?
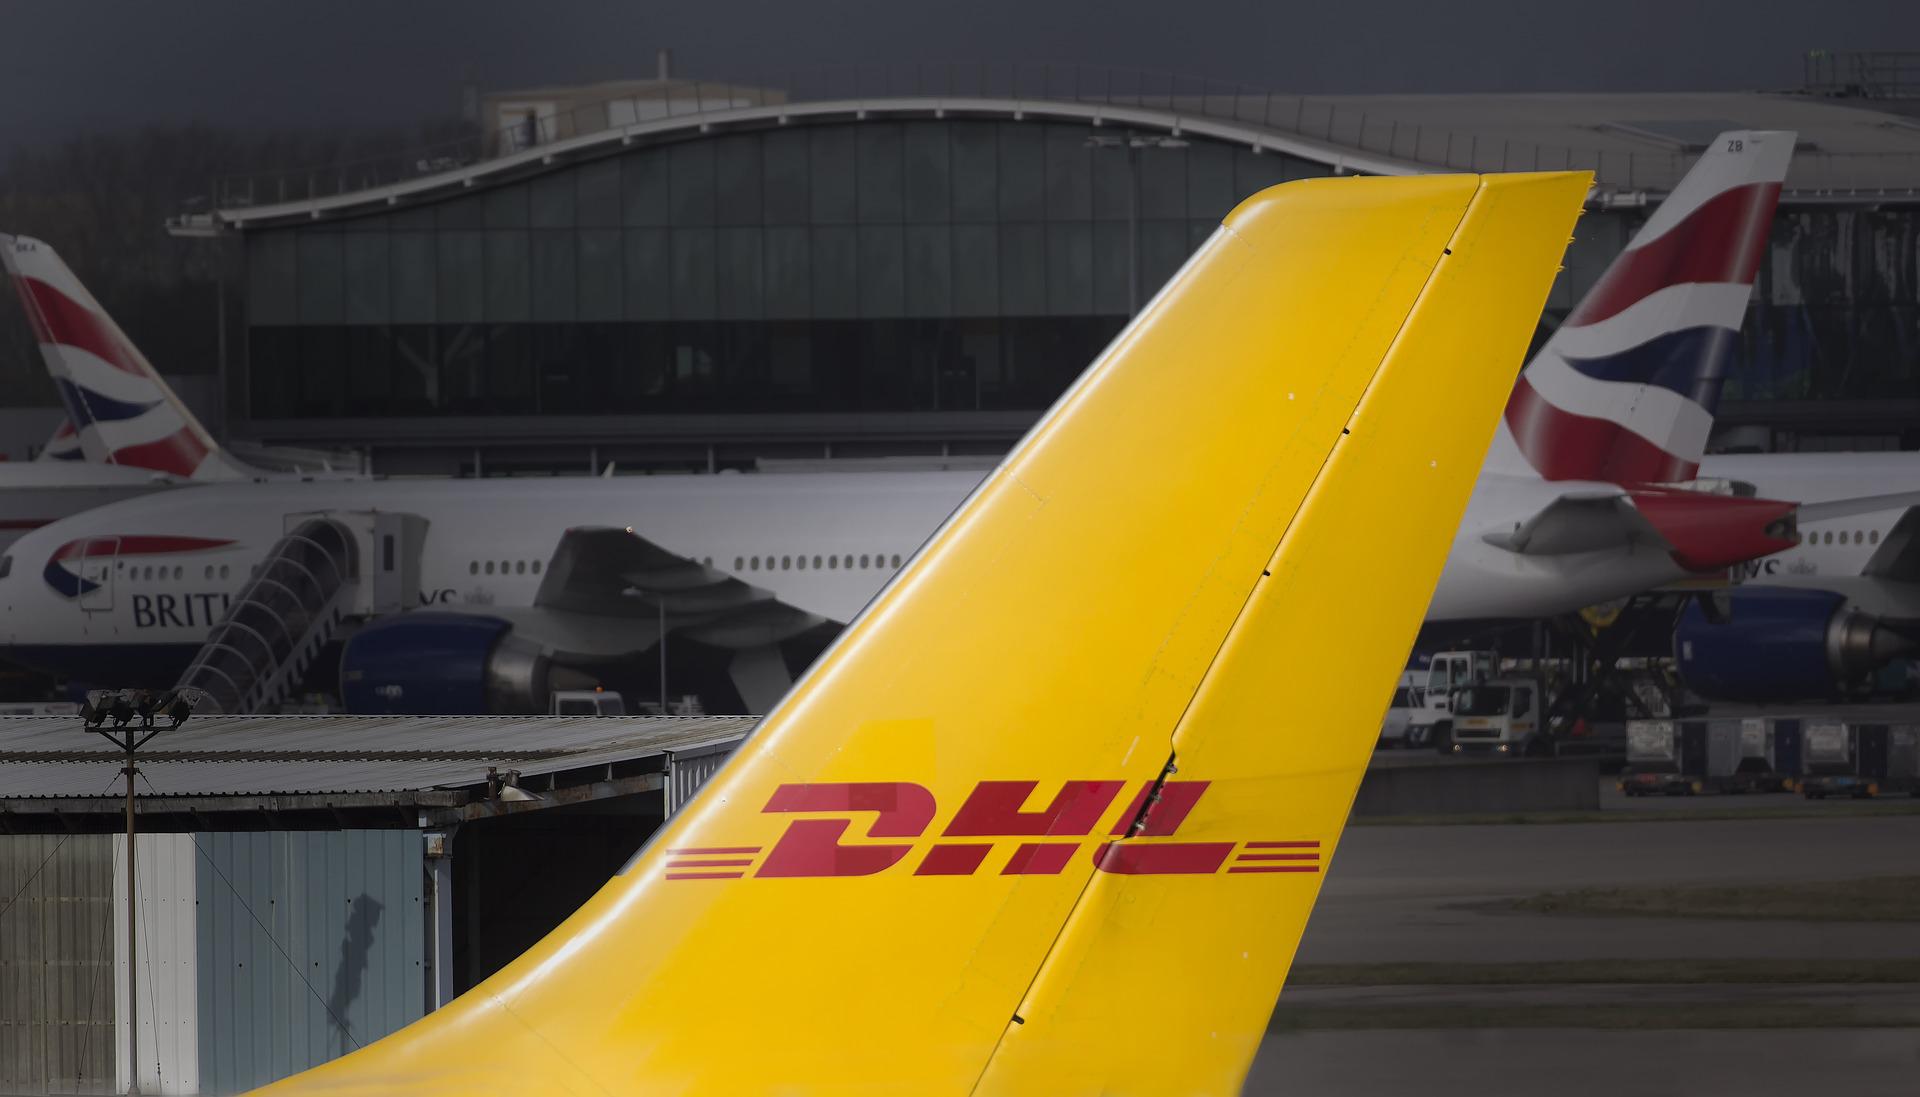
left=1298, top=814, right=1920, bottom=964
left=1244, top=1029, right=1920, bottom=1096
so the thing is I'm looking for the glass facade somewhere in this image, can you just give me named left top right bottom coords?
left=244, top=116, right=1920, bottom=428
left=1728, top=208, right=1920, bottom=404
left=245, top=120, right=1325, bottom=420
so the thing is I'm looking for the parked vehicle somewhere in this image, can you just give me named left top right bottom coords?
left=1446, top=676, right=1545, bottom=755
left=1378, top=671, right=1424, bottom=748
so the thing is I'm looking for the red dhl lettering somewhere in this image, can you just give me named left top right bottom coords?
left=660, top=780, right=1323, bottom=880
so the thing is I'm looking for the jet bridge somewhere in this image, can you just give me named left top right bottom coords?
left=176, top=511, right=426, bottom=713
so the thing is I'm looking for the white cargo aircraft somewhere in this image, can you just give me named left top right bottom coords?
left=0, top=132, right=1807, bottom=711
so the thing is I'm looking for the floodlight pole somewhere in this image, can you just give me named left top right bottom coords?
left=123, top=742, right=138, bottom=1095
left=92, top=720, right=162, bottom=1095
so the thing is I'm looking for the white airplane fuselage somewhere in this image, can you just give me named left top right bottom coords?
left=0, top=464, right=1704, bottom=686
left=1701, top=452, right=1920, bottom=616
left=0, top=462, right=179, bottom=551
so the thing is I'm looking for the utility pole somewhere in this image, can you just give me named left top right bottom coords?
left=83, top=690, right=190, bottom=1095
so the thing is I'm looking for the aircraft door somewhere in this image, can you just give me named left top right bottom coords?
left=77, top=537, right=119, bottom=612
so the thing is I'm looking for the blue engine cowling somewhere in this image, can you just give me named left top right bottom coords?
left=1674, top=587, right=1897, bottom=702
left=340, top=613, right=548, bottom=714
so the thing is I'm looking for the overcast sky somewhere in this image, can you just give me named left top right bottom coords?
left=2, top=0, right=1912, bottom=152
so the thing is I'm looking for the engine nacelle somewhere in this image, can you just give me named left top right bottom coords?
left=1674, top=587, right=1908, bottom=702
left=340, top=613, right=550, bottom=714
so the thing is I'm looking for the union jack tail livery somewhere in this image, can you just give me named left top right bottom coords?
left=1494, top=130, right=1793, bottom=485
left=35, top=419, right=83, bottom=462
left=3, top=234, right=239, bottom=480
left=249, top=172, right=1589, bottom=1096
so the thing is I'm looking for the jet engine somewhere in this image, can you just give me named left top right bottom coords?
left=340, top=613, right=552, bottom=714
left=1674, top=587, right=1912, bottom=702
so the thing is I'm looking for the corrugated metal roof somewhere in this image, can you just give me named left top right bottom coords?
left=0, top=714, right=756, bottom=799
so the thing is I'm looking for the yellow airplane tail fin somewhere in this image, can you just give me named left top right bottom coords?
left=253, top=170, right=1587, bottom=1096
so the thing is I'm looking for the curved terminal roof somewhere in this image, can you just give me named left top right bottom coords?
left=169, top=78, right=1920, bottom=238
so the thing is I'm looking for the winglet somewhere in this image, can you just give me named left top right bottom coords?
left=249, top=171, right=1588, bottom=1097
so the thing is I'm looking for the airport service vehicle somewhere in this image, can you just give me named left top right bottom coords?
left=1377, top=670, right=1423, bottom=747
left=1446, top=675, right=1545, bottom=755
left=1800, top=721, right=1920, bottom=799
left=1619, top=717, right=1792, bottom=795
left=0, top=135, right=1800, bottom=715
left=1405, top=649, right=1498, bottom=749
left=239, top=168, right=1588, bottom=1097
left=548, top=689, right=625, bottom=716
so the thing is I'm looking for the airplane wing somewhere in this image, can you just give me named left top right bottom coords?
left=535, top=525, right=827, bottom=647
left=248, top=172, right=1588, bottom=1096
left=1485, top=488, right=1796, bottom=573
left=1862, top=507, right=1920, bottom=583
left=1480, top=491, right=1657, bottom=555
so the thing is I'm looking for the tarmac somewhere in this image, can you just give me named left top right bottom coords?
left=1242, top=810, right=1920, bottom=1095
left=1298, top=813, right=1920, bottom=964
left=1245, top=1029, right=1920, bottom=1096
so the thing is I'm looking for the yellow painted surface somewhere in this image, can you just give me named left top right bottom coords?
left=251, top=171, right=1586, bottom=1096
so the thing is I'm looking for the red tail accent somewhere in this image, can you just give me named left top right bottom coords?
left=1504, top=376, right=1697, bottom=484
left=16, top=276, right=147, bottom=377
left=1566, top=182, right=1780, bottom=326
left=107, top=432, right=209, bottom=478
left=1630, top=490, right=1799, bottom=573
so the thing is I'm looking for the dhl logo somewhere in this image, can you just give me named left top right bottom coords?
left=663, top=780, right=1321, bottom=880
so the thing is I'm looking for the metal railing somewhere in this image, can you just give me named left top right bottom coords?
left=200, top=62, right=1920, bottom=212
left=1804, top=49, right=1920, bottom=100
left=177, top=519, right=355, bottom=714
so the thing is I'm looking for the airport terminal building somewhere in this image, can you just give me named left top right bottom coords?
left=170, top=64, right=1920, bottom=473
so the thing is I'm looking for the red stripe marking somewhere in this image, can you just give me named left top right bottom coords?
left=665, top=859, right=753, bottom=868
left=1504, top=375, right=1698, bottom=484
left=17, top=276, right=147, bottom=376
left=1002, top=842, right=1079, bottom=876
left=1237, top=853, right=1319, bottom=861
left=107, top=432, right=209, bottom=478
left=1566, top=182, right=1782, bottom=326
left=665, top=872, right=744, bottom=880
left=666, top=846, right=760, bottom=855
left=53, top=535, right=235, bottom=562
left=1244, top=841, right=1320, bottom=849
left=1092, top=841, right=1234, bottom=875
left=915, top=843, right=992, bottom=876
left=1228, top=866, right=1320, bottom=874
left=1108, top=780, right=1210, bottom=836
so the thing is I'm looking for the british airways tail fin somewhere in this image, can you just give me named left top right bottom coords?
left=1492, top=130, right=1793, bottom=484
left=34, top=419, right=82, bottom=462
left=2, top=234, right=240, bottom=480
left=249, top=172, right=1587, bottom=1097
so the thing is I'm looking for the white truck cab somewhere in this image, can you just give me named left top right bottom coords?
left=1406, top=650, right=1500, bottom=750
left=549, top=689, right=627, bottom=716
left=1447, top=676, right=1544, bottom=755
